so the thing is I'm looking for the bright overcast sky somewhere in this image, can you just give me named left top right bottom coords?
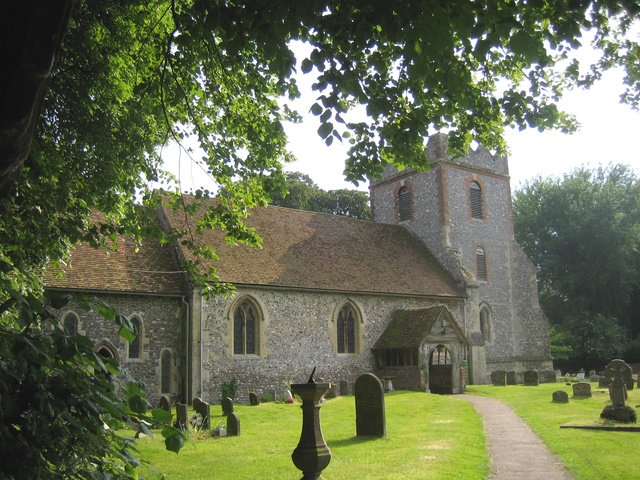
left=163, top=36, right=640, bottom=195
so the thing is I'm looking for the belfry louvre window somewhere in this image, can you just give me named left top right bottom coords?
left=234, top=301, right=257, bottom=355
left=476, top=246, right=488, bottom=281
left=470, top=181, right=484, bottom=219
left=337, top=305, right=356, bottom=353
left=398, top=186, right=411, bottom=222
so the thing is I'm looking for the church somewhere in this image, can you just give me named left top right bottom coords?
left=45, top=134, right=554, bottom=405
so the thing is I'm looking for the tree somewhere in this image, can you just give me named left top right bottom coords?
left=513, top=164, right=640, bottom=367
left=3, top=1, right=640, bottom=477
left=269, top=171, right=370, bottom=219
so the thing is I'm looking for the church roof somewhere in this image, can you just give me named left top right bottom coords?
left=160, top=196, right=466, bottom=298
left=372, top=306, right=446, bottom=349
left=44, top=232, right=187, bottom=296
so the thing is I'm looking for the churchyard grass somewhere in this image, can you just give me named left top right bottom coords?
left=134, top=391, right=489, bottom=479
left=467, top=382, right=640, bottom=480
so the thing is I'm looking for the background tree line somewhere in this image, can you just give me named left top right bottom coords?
left=513, top=164, right=640, bottom=371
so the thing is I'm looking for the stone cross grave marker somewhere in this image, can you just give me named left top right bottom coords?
left=222, top=397, right=234, bottom=416
left=355, top=373, right=386, bottom=437
left=601, top=359, right=637, bottom=422
left=227, top=412, right=240, bottom=436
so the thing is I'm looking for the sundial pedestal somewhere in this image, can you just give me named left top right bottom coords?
left=291, top=382, right=332, bottom=480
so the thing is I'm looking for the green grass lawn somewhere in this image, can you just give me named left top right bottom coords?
left=133, top=383, right=640, bottom=479
left=135, top=391, right=488, bottom=479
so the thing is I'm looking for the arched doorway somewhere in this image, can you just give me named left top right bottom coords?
left=429, top=344, right=453, bottom=394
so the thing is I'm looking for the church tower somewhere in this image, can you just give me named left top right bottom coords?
left=370, top=133, right=554, bottom=383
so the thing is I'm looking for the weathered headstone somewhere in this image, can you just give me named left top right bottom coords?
left=491, top=370, right=507, bottom=386
left=175, top=403, right=188, bottom=429
left=524, top=370, right=539, bottom=386
left=590, top=374, right=600, bottom=383
left=222, top=397, right=234, bottom=416
left=355, top=373, right=386, bottom=437
left=555, top=369, right=562, bottom=378
left=572, top=382, right=592, bottom=397
left=249, top=392, right=260, bottom=405
left=324, top=383, right=337, bottom=398
left=626, top=377, right=635, bottom=391
left=601, top=359, right=636, bottom=422
left=339, top=380, right=349, bottom=396
left=193, top=398, right=210, bottom=429
left=552, top=390, right=569, bottom=403
left=589, top=370, right=597, bottom=378
left=159, top=395, right=172, bottom=413
left=227, top=412, right=240, bottom=436
left=506, top=370, right=517, bottom=385
left=599, top=375, right=611, bottom=388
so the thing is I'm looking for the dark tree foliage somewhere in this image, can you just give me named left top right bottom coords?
left=269, top=171, right=370, bottom=220
left=513, top=164, right=640, bottom=368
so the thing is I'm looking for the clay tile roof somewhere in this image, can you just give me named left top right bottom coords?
left=160, top=196, right=466, bottom=298
left=44, top=231, right=186, bottom=296
left=372, top=306, right=446, bottom=349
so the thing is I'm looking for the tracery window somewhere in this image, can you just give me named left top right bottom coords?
left=431, top=345, right=452, bottom=365
left=234, top=300, right=259, bottom=355
left=63, top=312, right=78, bottom=335
left=337, top=304, right=356, bottom=354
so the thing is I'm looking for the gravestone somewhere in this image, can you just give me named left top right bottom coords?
left=355, top=373, right=386, bottom=437
left=552, top=391, right=569, bottom=403
left=491, top=370, right=507, bottom=386
left=222, top=397, right=234, bottom=416
left=175, top=403, right=188, bottom=429
left=524, top=370, right=539, bottom=386
left=339, top=380, right=349, bottom=396
left=193, top=398, right=210, bottom=429
left=227, top=412, right=240, bottom=436
left=555, top=369, right=562, bottom=378
left=572, top=382, right=592, bottom=398
left=325, top=383, right=337, bottom=398
left=249, top=392, right=260, bottom=405
left=506, top=370, right=517, bottom=385
left=600, top=359, right=636, bottom=422
left=599, top=375, right=611, bottom=388
left=159, top=395, right=172, bottom=413
left=626, top=377, right=635, bottom=391
left=589, top=370, right=597, bottom=378
left=590, top=374, right=600, bottom=383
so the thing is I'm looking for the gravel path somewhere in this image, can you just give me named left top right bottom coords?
left=459, top=395, right=575, bottom=480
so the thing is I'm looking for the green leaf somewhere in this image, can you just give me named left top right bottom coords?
left=128, top=395, right=148, bottom=414
left=317, top=122, right=333, bottom=139
left=97, top=301, right=116, bottom=321
left=165, top=433, right=184, bottom=454
left=309, top=103, right=322, bottom=116
left=118, top=324, right=137, bottom=343
left=151, top=408, right=174, bottom=425
left=301, top=58, right=313, bottom=74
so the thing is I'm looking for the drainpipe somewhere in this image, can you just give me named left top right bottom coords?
left=200, top=289, right=204, bottom=400
left=181, top=297, right=190, bottom=404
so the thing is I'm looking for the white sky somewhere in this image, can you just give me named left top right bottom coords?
left=163, top=39, right=640, bottom=195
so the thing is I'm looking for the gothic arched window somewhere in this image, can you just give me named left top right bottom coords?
left=233, top=300, right=259, bottom=355
left=337, top=304, right=357, bottom=354
left=63, top=312, right=78, bottom=335
left=480, top=305, right=492, bottom=343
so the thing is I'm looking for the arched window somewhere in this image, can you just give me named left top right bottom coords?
left=398, top=186, right=411, bottom=222
left=476, top=246, right=488, bottom=281
left=129, top=316, right=142, bottom=359
left=233, top=300, right=259, bottom=355
left=161, top=350, right=172, bottom=394
left=480, top=305, right=492, bottom=343
left=470, top=181, right=484, bottom=219
left=430, top=344, right=452, bottom=365
left=337, top=304, right=356, bottom=354
left=63, top=312, right=78, bottom=335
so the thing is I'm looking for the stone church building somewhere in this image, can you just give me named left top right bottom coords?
left=45, top=134, right=554, bottom=405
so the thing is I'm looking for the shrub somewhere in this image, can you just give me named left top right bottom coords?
left=221, top=377, right=238, bottom=400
